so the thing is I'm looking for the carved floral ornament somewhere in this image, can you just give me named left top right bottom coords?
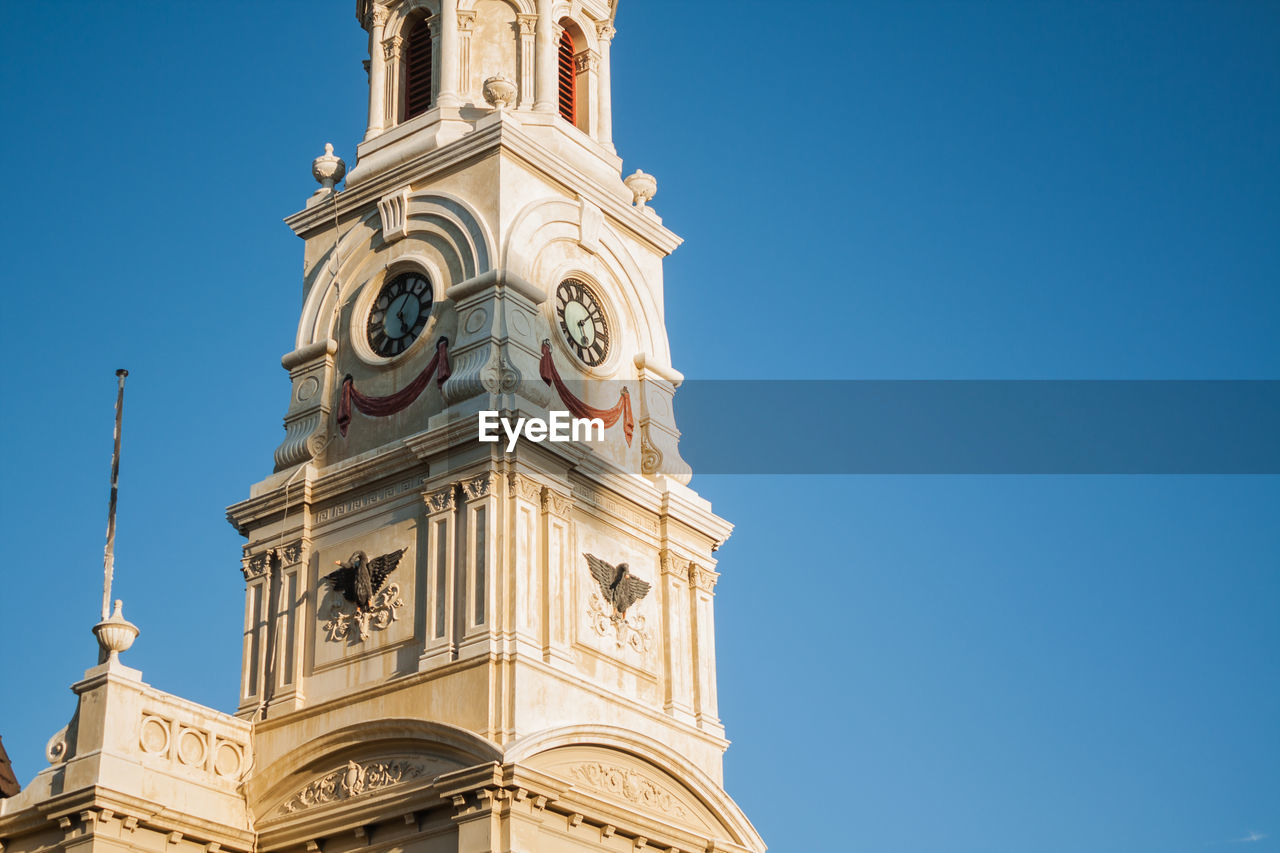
left=241, top=542, right=305, bottom=580
left=462, top=472, right=495, bottom=500
left=569, top=763, right=688, bottom=819
left=277, top=759, right=429, bottom=815
left=588, top=591, right=653, bottom=656
left=508, top=473, right=544, bottom=503
left=688, top=563, right=719, bottom=591
left=424, top=483, right=457, bottom=514
left=541, top=488, right=572, bottom=519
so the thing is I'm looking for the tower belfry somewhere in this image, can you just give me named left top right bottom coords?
left=0, top=3, right=764, bottom=852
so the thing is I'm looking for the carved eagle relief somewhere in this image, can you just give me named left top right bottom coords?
left=323, top=549, right=405, bottom=611
left=585, top=554, right=651, bottom=617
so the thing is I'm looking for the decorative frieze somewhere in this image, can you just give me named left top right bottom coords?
left=569, top=763, right=688, bottom=819
left=315, top=475, right=427, bottom=523
left=277, top=759, right=429, bottom=815
left=136, top=711, right=248, bottom=782
left=572, top=484, right=657, bottom=534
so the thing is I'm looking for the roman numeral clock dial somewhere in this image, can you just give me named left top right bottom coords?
left=556, top=278, right=610, bottom=367
left=366, top=272, right=433, bottom=357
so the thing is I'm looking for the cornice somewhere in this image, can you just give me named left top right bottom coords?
left=0, top=786, right=256, bottom=852
left=283, top=118, right=682, bottom=258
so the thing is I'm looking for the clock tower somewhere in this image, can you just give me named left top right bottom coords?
left=0, top=3, right=764, bottom=853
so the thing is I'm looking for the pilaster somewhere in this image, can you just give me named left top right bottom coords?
left=421, top=483, right=459, bottom=669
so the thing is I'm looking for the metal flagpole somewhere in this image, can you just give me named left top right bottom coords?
left=102, top=369, right=128, bottom=621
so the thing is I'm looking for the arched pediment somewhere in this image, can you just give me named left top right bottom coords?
left=247, top=718, right=501, bottom=822
left=296, top=191, right=492, bottom=349
left=502, top=197, right=670, bottom=369
left=506, top=725, right=764, bottom=850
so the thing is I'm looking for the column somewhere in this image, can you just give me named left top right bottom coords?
left=365, top=5, right=389, bottom=139
left=595, top=22, right=615, bottom=148
left=438, top=0, right=461, bottom=107
left=517, top=15, right=537, bottom=108
left=534, top=0, right=556, bottom=112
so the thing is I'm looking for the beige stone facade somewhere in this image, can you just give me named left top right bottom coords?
left=0, top=3, right=764, bottom=852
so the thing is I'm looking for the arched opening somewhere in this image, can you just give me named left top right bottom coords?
left=404, top=17, right=433, bottom=120
left=557, top=27, right=576, bottom=124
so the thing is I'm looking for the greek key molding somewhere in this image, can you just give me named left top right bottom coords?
left=277, top=759, right=429, bottom=815
left=315, top=475, right=427, bottom=523
left=573, top=485, right=656, bottom=534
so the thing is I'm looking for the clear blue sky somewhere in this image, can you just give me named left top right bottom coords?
left=1, top=2, right=1276, bottom=851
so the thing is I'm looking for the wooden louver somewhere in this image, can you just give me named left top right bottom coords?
left=404, top=19, right=433, bottom=120
left=558, top=29, right=576, bottom=124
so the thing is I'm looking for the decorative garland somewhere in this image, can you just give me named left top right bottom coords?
left=337, top=337, right=451, bottom=437
left=540, top=341, right=634, bottom=446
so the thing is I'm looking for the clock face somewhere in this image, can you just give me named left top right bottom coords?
left=367, top=272, right=432, bottom=357
left=556, top=279, right=610, bottom=366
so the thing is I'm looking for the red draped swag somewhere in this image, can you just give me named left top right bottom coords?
left=337, top=337, right=452, bottom=437
left=539, top=341, right=634, bottom=446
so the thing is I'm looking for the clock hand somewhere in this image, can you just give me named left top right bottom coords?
left=392, top=295, right=409, bottom=333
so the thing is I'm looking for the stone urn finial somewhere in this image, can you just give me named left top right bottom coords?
left=312, top=143, right=347, bottom=193
left=624, top=170, right=658, bottom=209
left=93, top=599, right=139, bottom=662
left=482, top=73, right=517, bottom=111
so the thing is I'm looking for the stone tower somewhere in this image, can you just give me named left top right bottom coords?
left=0, top=3, right=764, bottom=853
